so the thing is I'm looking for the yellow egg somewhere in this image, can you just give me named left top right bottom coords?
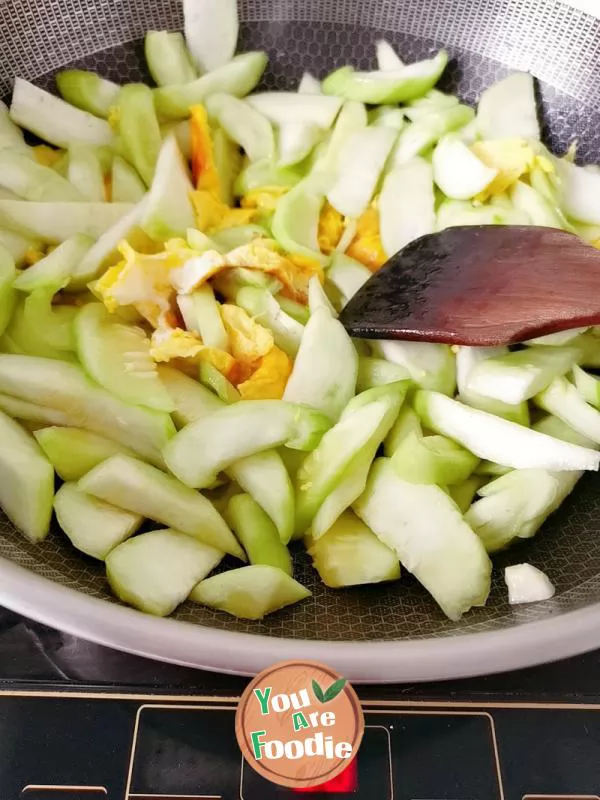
left=150, top=327, right=236, bottom=376
left=318, top=202, right=344, bottom=255
left=238, top=346, right=293, bottom=400
left=95, top=241, right=193, bottom=326
left=220, top=304, right=274, bottom=365
left=347, top=205, right=387, bottom=271
left=286, top=253, right=325, bottom=300
left=33, top=145, right=61, bottom=167
left=226, top=240, right=322, bottom=303
left=23, top=247, right=46, bottom=266
left=190, top=104, right=222, bottom=196
left=471, top=138, right=537, bottom=200
left=241, top=186, right=289, bottom=212
left=170, top=250, right=228, bottom=295
left=191, top=190, right=256, bottom=234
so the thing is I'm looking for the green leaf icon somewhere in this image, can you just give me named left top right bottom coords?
left=312, top=679, right=326, bottom=703
left=323, top=678, right=347, bottom=703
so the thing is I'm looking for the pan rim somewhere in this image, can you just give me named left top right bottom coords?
left=0, top=555, right=598, bottom=683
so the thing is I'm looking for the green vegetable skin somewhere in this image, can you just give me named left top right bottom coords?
left=0, top=99, right=30, bottom=153
left=449, top=476, right=484, bottom=514
left=0, top=410, right=54, bottom=542
left=158, top=365, right=294, bottom=543
left=75, top=303, right=174, bottom=412
left=373, top=340, right=455, bottom=395
left=307, top=511, right=400, bottom=588
left=154, top=52, right=268, bottom=120
left=190, top=565, right=310, bottom=620
left=356, top=357, right=411, bottom=391
left=354, top=458, right=491, bottom=620
left=158, top=364, right=222, bottom=428
left=117, top=84, right=162, bottom=187
left=322, top=51, right=448, bottom=104
left=226, top=494, right=292, bottom=574
left=56, top=70, right=120, bottom=119
left=415, top=389, right=600, bottom=471
left=13, top=234, right=93, bottom=293
left=307, top=275, right=337, bottom=316
left=207, top=92, right=275, bottom=163
left=0, top=394, right=72, bottom=426
left=467, top=416, right=595, bottom=553
left=466, top=468, right=576, bottom=553
left=465, top=346, right=579, bottom=405
left=67, top=145, right=105, bottom=202
left=392, top=431, right=479, bottom=485
left=0, top=245, right=16, bottom=337
left=10, top=78, right=114, bottom=148
left=0, top=149, right=85, bottom=203
left=0, top=355, right=175, bottom=466
left=384, top=405, right=422, bottom=457
left=0, top=200, right=134, bottom=244
left=178, top=285, right=229, bottom=351
left=164, top=400, right=331, bottom=488
left=235, top=286, right=303, bottom=357
left=80, top=454, right=245, bottom=559
left=227, top=450, right=295, bottom=545
left=326, top=253, right=371, bottom=310
left=535, top=376, right=600, bottom=445
left=573, top=365, right=600, bottom=409
left=198, top=360, right=241, bottom=403
left=54, top=482, right=142, bottom=560
left=391, top=104, right=474, bottom=166
left=271, top=181, right=328, bottom=267
left=295, top=382, right=408, bottom=538
left=68, top=200, right=146, bottom=288
left=107, top=529, right=223, bottom=616
left=141, top=134, right=196, bottom=241
left=283, top=306, right=358, bottom=421
left=111, top=156, right=146, bottom=203
left=7, top=293, right=77, bottom=361
left=455, top=346, right=530, bottom=425
left=34, top=427, right=135, bottom=481
left=0, top=228, right=40, bottom=266
left=144, top=31, right=197, bottom=87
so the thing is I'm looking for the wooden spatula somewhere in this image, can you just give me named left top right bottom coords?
left=338, top=226, right=600, bottom=346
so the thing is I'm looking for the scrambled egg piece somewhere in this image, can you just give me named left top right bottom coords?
left=190, top=104, right=221, bottom=196
left=238, top=346, right=292, bottom=400
left=103, top=172, right=112, bottom=202
left=471, top=138, right=553, bottom=201
left=226, top=240, right=323, bottom=303
left=241, top=187, right=289, bottom=213
left=95, top=241, right=194, bottom=327
left=23, top=247, right=45, bottom=266
left=191, top=190, right=256, bottom=234
left=107, top=106, right=120, bottom=130
left=318, top=202, right=344, bottom=255
left=347, top=206, right=387, bottom=271
left=220, top=304, right=274, bottom=365
left=33, top=145, right=61, bottom=167
left=171, top=250, right=227, bottom=295
left=150, top=327, right=235, bottom=375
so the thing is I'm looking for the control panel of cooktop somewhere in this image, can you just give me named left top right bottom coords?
left=1, top=686, right=600, bottom=799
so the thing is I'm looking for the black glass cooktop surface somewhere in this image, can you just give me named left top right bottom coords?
left=2, top=607, right=600, bottom=799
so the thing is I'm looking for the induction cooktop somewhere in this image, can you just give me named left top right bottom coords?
left=1, top=607, right=600, bottom=800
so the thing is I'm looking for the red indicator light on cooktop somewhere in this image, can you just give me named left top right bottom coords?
left=293, top=758, right=358, bottom=792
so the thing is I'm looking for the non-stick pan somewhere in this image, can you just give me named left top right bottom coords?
left=0, top=0, right=599, bottom=682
